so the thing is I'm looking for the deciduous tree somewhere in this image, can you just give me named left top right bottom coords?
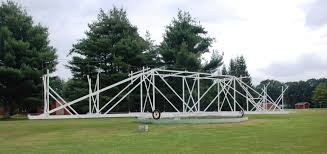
left=312, top=83, right=327, bottom=107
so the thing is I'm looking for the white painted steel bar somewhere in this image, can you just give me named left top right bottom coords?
left=197, top=74, right=200, bottom=112
left=144, top=77, right=180, bottom=112
left=33, top=68, right=288, bottom=119
left=49, top=87, right=79, bottom=115
left=152, top=71, right=155, bottom=111
left=49, top=93, right=73, bottom=115
left=104, top=81, right=143, bottom=114
left=47, top=69, right=152, bottom=115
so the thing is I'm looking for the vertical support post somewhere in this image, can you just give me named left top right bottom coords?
left=217, top=79, right=220, bottom=112
left=246, top=87, right=249, bottom=111
left=96, top=72, right=100, bottom=114
left=87, top=75, right=92, bottom=114
left=197, top=74, right=200, bottom=112
left=281, top=86, right=284, bottom=110
left=262, top=85, right=265, bottom=111
left=233, top=77, right=236, bottom=111
left=263, top=85, right=267, bottom=111
left=152, top=70, right=155, bottom=111
left=140, top=67, right=144, bottom=113
left=46, top=70, right=50, bottom=115
left=182, top=77, right=185, bottom=112
left=265, top=85, right=268, bottom=111
left=43, top=76, right=47, bottom=115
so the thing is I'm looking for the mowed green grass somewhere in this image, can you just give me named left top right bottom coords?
left=0, top=109, right=326, bottom=153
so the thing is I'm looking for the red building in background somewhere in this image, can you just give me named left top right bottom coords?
left=36, top=101, right=70, bottom=115
left=50, top=101, right=70, bottom=115
left=261, top=102, right=274, bottom=110
left=295, top=102, right=310, bottom=109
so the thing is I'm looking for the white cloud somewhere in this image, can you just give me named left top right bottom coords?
left=259, top=51, right=327, bottom=80
left=305, top=0, right=327, bottom=28
left=3, top=0, right=327, bottom=84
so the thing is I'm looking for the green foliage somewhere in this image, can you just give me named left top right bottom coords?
left=228, top=59, right=236, bottom=76
left=62, top=79, right=89, bottom=113
left=284, top=79, right=327, bottom=107
left=202, top=50, right=223, bottom=73
left=175, top=42, right=200, bottom=71
left=312, top=83, right=327, bottom=104
left=49, top=77, right=65, bottom=96
left=69, top=7, right=151, bottom=79
left=256, top=79, right=286, bottom=101
left=226, top=56, right=252, bottom=86
left=255, top=78, right=327, bottom=108
left=143, top=31, right=161, bottom=67
left=155, top=11, right=222, bottom=112
left=159, top=10, right=214, bottom=71
left=0, top=1, right=57, bottom=117
left=66, top=7, right=155, bottom=112
left=221, top=64, right=227, bottom=75
left=228, top=56, right=250, bottom=79
left=227, top=56, right=251, bottom=79
left=284, top=81, right=311, bottom=107
left=224, top=56, right=252, bottom=110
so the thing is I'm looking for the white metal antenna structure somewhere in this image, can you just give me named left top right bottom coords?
left=29, top=67, right=288, bottom=120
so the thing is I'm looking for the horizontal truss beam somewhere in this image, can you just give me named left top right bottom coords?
left=30, top=68, right=287, bottom=119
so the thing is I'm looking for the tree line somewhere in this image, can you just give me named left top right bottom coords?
left=0, top=1, right=326, bottom=118
left=256, top=79, right=327, bottom=108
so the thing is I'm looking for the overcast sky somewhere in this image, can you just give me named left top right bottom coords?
left=6, top=0, right=327, bottom=84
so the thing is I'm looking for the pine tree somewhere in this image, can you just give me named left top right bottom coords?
left=228, top=59, right=236, bottom=75
left=143, top=31, right=161, bottom=67
left=0, top=1, right=57, bottom=117
left=235, top=56, right=251, bottom=85
left=66, top=7, right=152, bottom=113
left=221, top=64, right=228, bottom=75
left=69, top=8, right=149, bottom=80
left=226, top=56, right=252, bottom=110
left=159, top=10, right=214, bottom=71
left=203, top=50, right=223, bottom=73
left=227, top=56, right=251, bottom=84
left=157, top=10, right=223, bottom=112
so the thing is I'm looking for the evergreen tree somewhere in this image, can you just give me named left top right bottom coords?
left=157, top=10, right=223, bottom=112
left=66, top=7, right=152, bottom=113
left=228, top=59, right=236, bottom=76
left=159, top=10, right=214, bottom=71
left=69, top=8, right=149, bottom=80
left=226, top=56, right=252, bottom=110
left=203, top=50, right=223, bottom=73
left=227, top=56, right=251, bottom=85
left=235, top=56, right=251, bottom=85
left=221, top=64, right=227, bottom=75
left=143, top=31, right=161, bottom=67
left=0, top=1, right=57, bottom=118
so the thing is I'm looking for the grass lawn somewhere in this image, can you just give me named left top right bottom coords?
left=0, top=109, right=326, bottom=153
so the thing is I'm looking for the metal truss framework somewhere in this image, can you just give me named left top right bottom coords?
left=29, top=68, right=288, bottom=120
